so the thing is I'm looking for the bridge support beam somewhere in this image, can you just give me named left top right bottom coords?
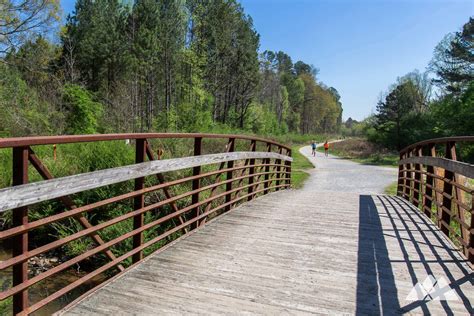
left=191, top=137, right=202, bottom=229
left=440, top=142, right=455, bottom=237
left=247, top=140, right=256, bottom=201
left=423, top=144, right=436, bottom=218
left=413, top=146, right=422, bottom=208
left=469, top=196, right=474, bottom=264
left=225, top=138, right=235, bottom=211
left=285, top=148, right=292, bottom=187
left=264, top=143, right=271, bottom=194
left=12, top=146, right=29, bottom=315
left=133, top=139, right=146, bottom=263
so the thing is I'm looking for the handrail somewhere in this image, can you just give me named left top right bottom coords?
left=0, top=132, right=291, bottom=150
left=0, top=133, right=293, bottom=315
left=397, top=137, right=473, bottom=265
left=400, top=136, right=474, bottom=155
left=399, top=156, right=474, bottom=179
left=0, top=151, right=292, bottom=212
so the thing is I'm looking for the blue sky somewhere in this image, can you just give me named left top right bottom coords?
left=60, top=0, right=473, bottom=120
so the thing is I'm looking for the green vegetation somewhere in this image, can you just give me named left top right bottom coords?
left=384, top=182, right=398, bottom=195
left=290, top=146, right=314, bottom=189
left=1, top=0, right=343, bottom=139
left=319, top=139, right=398, bottom=167
left=342, top=18, right=474, bottom=163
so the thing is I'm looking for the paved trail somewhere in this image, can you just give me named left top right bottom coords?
left=300, top=144, right=397, bottom=194
left=63, top=146, right=473, bottom=315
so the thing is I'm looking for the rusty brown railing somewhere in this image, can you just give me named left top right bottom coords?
left=397, top=136, right=474, bottom=264
left=0, top=133, right=292, bottom=315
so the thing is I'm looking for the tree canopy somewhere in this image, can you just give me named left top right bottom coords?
left=0, top=0, right=344, bottom=137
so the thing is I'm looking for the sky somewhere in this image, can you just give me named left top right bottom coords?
left=60, top=0, right=473, bottom=121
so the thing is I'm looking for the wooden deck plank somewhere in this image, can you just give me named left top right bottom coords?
left=61, top=191, right=473, bottom=315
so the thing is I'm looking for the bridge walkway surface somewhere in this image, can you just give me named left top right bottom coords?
left=61, top=146, right=474, bottom=315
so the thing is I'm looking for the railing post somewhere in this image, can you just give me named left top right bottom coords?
left=413, top=146, right=422, bottom=208
left=264, top=143, right=271, bottom=194
left=409, top=149, right=416, bottom=204
left=397, top=152, right=404, bottom=197
left=286, top=148, right=292, bottom=187
left=275, top=146, right=283, bottom=191
left=247, top=140, right=256, bottom=201
left=402, top=152, right=410, bottom=200
left=446, top=142, right=469, bottom=256
left=225, top=138, right=235, bottom=211
left=132, top=139, right=146, bottom=263
left=191, top=137, right=202, bottom=228
left=423, top=144, right=436, bottom=218
left=469, top=196, right=474, bottom=264
left=440, top=141, right=455, bottom=237
left=12, top=146, right=29, bottom=315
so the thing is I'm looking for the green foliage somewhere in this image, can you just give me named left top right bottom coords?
left=431, top=81, right=474, bottom=137
left=62, top=84, right=103, bottom=134
left=0, top=0, right=60, bottom=54
left=291, top=146, right=314, bottom=189
left=325, top=138, right=398, bottom=167
left=0, top=63, right=56, bottom=136
left=384, top=182, right=398, bottom=195
left=430, top=18, right=473, bottom=95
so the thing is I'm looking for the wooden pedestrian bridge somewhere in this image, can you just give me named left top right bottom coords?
left=0, top=134, right=472, bottom=315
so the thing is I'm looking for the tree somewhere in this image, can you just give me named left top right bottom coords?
left=63, top=83, right=103, bottom=134
left=0, top=0, right=60, bottom=54
left=430, top=18, right=473, bottom=94
left=64, top=0, right=128, bottom=91
left=375, top=80, right=424, bottom=150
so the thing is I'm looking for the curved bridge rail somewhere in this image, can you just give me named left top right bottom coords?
left=397, top=136, right=474, bottom=264
left=0, top=133, right=292, bottom=315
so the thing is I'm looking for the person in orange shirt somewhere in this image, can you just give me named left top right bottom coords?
left=324, top=141, right=329, bottom=157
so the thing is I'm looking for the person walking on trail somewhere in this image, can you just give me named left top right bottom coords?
left=311, top=141, right=317, bottom=157
left=324, top=140, right=329, bottom=157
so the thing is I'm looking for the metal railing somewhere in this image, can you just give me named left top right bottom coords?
left=0, top=133, right=292, bottom=315
left=397, top=136, right=474, bottom=264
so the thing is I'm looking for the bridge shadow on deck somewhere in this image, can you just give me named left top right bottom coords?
left=356, top=195, right=473, bottom=315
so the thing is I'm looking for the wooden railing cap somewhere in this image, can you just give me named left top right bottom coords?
left=0, top=151, right=292, bottom=212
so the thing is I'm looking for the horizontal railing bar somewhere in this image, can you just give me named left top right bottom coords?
left=0, top=133, right=291, bottom=151
left=421, top=203, right=472, bottom=231
left=398, top=182, right=472, bottom=212
left=20, top=183, right=288, bottom=315
left=439, top=221, right=470, bottom=248
left=398, top=182, right=473, bottom=228
left=0, top=163, right=288, bottom=240
left=399, top=156, right=474, bottom=179
left=0, top=178, right=288, bottom=300
left=399, top=170, right=474, bottom=193
left=0, top=175, right=284, bottom=270
left=0, top=152, right=292, bottom=212
left=400, top=136, right=474, bottom=155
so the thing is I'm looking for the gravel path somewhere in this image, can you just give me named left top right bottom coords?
left=299, top=144, right=397, bottom=194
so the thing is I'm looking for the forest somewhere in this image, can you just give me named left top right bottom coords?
left=0, top=0, right=343, bottom=138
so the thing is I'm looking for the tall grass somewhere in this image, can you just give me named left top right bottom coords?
left=321, top=138, right=398, bottom=167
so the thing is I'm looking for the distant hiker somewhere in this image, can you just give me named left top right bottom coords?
left=311, top=141, right=317, bottom=156
left=324, top=141, right=329, bottom=157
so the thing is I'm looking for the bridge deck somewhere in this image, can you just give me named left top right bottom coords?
left=61, top=148, right=473, bottom=315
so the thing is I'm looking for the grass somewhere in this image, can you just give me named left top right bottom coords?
left=384, top=181, right=398, bottom=195
left=319, top=138, right=398, bottom=167
left=290, top=146, right=314, bottom=189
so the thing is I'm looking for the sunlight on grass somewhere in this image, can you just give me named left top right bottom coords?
left=384, top=181, right=398, bottom=195
left=291, top=146, right=314, bottom=189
